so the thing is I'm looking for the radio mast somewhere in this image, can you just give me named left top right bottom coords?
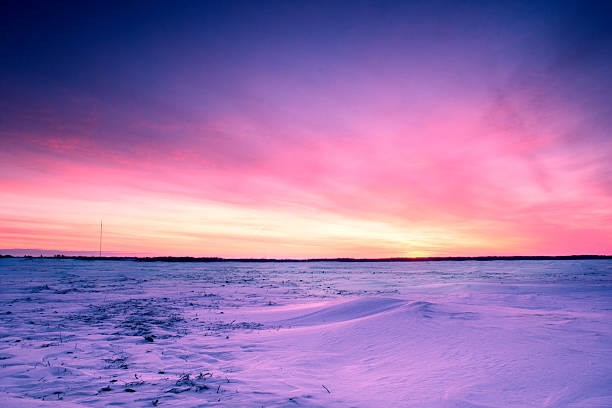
left=99, top=220, right=102, bottom=257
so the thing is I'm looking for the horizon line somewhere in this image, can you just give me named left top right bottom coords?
left=1, top=254, right=611, bottom=263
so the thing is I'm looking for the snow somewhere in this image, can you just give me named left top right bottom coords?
left=1, top=259, right=611, bottom=407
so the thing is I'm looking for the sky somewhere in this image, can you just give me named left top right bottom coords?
left=1, top=0, right=612, bottom=258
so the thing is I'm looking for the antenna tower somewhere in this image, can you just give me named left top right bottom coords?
left=99, top=220, right=102, bottom=257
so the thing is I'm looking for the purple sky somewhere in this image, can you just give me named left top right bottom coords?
left=1, top=1, right=611, bottom=257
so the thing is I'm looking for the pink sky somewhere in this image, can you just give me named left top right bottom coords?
left=1, top=1, right=611, bottom=257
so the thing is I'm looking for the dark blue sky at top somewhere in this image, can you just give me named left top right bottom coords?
left=3, top=1, right=612, bottom=85
left=2, top=0, right=612, bottom=149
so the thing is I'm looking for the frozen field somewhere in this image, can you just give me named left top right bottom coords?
left=1, top=259, right=611, bottom=407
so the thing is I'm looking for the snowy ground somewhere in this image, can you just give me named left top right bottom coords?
left=0, top=259, right=611, bottom=407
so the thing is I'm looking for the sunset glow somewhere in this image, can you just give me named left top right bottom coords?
left=1, top=1, right=611, bottom=257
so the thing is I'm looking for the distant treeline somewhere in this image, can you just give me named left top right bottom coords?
left=1, top=254, right=611, bottom=262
